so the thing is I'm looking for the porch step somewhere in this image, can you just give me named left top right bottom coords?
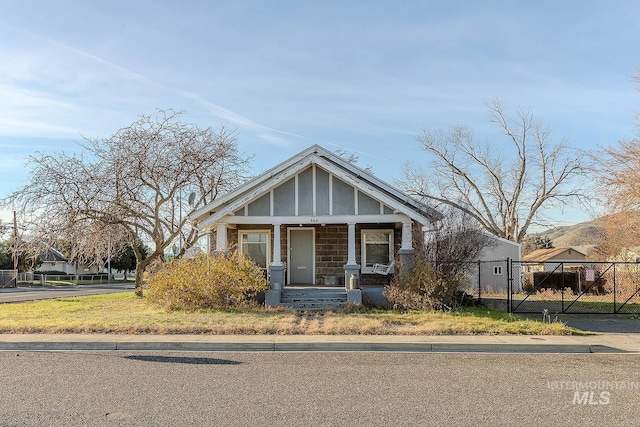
left=280, top=287, right=348, bottom=310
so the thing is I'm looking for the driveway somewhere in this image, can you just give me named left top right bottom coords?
left=482, top=297, right=640, bottom=333
left=554, top=313, right=640, bottom=333
left=0, top=282, right=135, bottom=303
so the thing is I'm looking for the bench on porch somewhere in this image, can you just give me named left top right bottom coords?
left=371, top=260, right=395, bottom=275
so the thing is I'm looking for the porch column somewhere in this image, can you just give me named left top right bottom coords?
left=347, top=222, right=357, bottom=265
left=401, top=221, right=412, bottom=251
left=266, top=223, right=284, bottom=306
left=344, top=222, right=362, bottom=304
left=215, top=223, right=227, bottom=252
left=398, top=220, right=415, bottom=270
left=272, top=223, right=282, bottom=265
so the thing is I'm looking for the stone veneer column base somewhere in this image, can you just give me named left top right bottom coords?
left=268, top=264, right=285, bottom=289
left=265, top=264, right=285, bottom=307
left=265, top=290, right=281, bottom=307
left=347, top=289, right=362, bottom=305
left=398, top=249, right=415, bottom=271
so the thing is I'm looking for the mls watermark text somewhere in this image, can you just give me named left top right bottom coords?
left=547, top=380, right=639, bottom=405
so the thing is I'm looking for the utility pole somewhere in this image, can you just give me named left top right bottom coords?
left=12, top=211, right=18, bottom=287
left=107, top=234, right=111, bottom=282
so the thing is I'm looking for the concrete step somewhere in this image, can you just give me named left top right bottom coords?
left=282, top=302, right=347, bottom=310
left=281, top=293, right=347, bottom=300
left=280, top=287, right=348, bottom=310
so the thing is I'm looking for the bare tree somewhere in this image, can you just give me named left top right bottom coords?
left=404, top=99, right=587, bottom=243
left=385, top=207, right=495, bottom=310
left=5, top=110, right=250, bottom=296
left=591, top=212, right=640, bottom=261
left=334, top=148, right=373, bottom=172
left=597, top=139, right=640, bottom=211
left=592, top=118, right=640, bottom=259
left=421, top=206, right=496, bottom=278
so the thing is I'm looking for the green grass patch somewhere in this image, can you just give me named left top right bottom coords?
left=0, top=292, right=587, bottom=335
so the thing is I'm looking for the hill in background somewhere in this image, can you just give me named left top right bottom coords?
left=530, top=214, right=639, bottom=261
left=531, top=219, right=605, bottom=256
left=539, top=220, right=604, bottom=246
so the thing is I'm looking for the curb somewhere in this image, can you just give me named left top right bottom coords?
left=0, top=341, right=629, bottom=353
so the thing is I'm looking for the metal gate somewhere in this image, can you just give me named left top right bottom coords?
left=509, top=261, right=640, bottom=314
left=0, top=270, right=17, bottom=288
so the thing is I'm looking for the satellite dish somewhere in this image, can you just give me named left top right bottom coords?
left=187, top=192, right=196, bottom=207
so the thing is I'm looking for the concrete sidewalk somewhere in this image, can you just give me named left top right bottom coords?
left=1, top=333, right=639, bottom=353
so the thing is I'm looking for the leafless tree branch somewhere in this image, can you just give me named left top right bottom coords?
left=3, top=110, right=250, bottom=295
left=403, top=99, right=588, bottom=242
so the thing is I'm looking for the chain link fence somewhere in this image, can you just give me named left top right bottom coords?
left=463, top=259, right=511, bottom=311
left=510, top=261, right=640, bottom=314
left=0, top=270, right=17, bottom=288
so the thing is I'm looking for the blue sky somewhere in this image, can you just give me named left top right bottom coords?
left=1, top=0, right=638, bottom=228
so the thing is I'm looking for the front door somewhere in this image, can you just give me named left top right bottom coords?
left=288, top=228, right=314, bottom=284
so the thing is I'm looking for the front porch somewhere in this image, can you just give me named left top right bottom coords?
left=211, top=220, right=415, bottom=307
left=190, top=145, right=440, bottom=309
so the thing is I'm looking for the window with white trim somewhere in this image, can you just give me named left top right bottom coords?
left=361, top=229, right=394, bottom=273
left=239, top=231, right=270, bottom=269
left=493, top=266, right=503, bottom=276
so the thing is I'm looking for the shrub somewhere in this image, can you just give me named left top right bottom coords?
left=383, top=254, right=467, bottom=310
left=147, top=251, right=268, bottom=310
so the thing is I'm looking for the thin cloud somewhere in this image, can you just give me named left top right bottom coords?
left=0, top=117, right=80, bottom=138
left=0, top=19, right=306, bottom=148
left=8, top=23, right=301, bottom=148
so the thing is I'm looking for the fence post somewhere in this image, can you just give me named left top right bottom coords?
left=613, top=262, right=616, bottom=314
left=507, top=258, right=512, bottom=313
left=561, top=262, right=565, bottom=313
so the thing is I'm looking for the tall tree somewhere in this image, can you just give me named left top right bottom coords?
left=0, top=240, right=13, bottom=270
left=421, top=207, right=496, bottom=278
left=4, top=110, right=249, bottom=296
left=110, top=241, right=149, bottom=279
left=597, top=139, right=640, bottom=211
left=592, top=212, right=640, bottom=261
left=593, top=133, right=640, bottom=260
left=404, top=99, right=587, bottom=242
left=0, top=239, right=41, bottom=272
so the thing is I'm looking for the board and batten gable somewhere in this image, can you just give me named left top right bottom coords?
left=228, top=165, right=397, bottom=220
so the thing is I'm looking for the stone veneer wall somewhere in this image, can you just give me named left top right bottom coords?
left=314, top=225, right=348, bottom=285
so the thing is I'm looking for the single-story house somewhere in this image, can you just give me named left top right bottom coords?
left=35, top=248, right=100, bottom=275
left=521, top=247, right=588, bottom=273
left=520, top=247, right=601, bottom=294
left=37, top=248, right=71, bottom=273
left=190, top=144, right=441, bottom=306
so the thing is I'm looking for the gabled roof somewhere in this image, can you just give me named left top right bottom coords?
left=190, top=144, right=441, bottom=228
left=522, top=247, right=587, bottom=262
left=39, top=248, right=67, bottom=262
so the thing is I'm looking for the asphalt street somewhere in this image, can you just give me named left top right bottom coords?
left=0, top=282, right=134, bottom=303
left=0, top=351, right=638, bottom=426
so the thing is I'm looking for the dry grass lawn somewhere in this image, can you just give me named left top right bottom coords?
left=0, top=292, right=584, bottom=335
